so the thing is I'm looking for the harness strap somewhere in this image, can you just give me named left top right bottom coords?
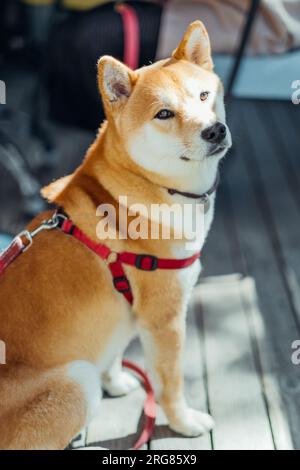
left=108, top=259, right=134, bottom=305
left=119, top=251, right=200, bottom=270
left=58, top=217, right=200, bottom=306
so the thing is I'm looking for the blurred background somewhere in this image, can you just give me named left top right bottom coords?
left=1, top=0, right=300, bottom=449
left=0, top=0, right=299, bottom=232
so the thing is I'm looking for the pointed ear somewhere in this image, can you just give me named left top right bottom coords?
left=98, top=56, right=136, bottom=111
left=172, top=21, right=213, bottom=71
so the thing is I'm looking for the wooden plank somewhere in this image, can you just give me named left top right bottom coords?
left=195, top=275, right=275, bottom=450
left=224, top=99, right=300, bottom=448
left=150, top=306, right=212, bottom=450
left=244, top=100, right=300, bottom=308
left=276, top=102, right=300, bottom=177
left=240, top=276, right=293, bottom=450
left=265, top=101, right=300, bottom=212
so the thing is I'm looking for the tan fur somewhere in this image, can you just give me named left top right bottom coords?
left=42, top=175, right=73, bottom=202
left=0, top=21, right=226, bottom=448
left=0, top=366, right=87, bottom=449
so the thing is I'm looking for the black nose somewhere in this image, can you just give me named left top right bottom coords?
left=201, top=122, right=227, bottom=144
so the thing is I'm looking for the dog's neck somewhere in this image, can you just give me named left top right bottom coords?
left=54, top=122, right=217, bottom=251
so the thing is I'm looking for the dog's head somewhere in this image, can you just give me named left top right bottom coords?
left=98, top=21, right=231, bottom=194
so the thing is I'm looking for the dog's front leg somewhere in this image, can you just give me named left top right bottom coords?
left=139, top=313, right=214, bottom=437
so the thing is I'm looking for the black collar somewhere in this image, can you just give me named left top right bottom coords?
left=167, top=171, right=220, bottom=201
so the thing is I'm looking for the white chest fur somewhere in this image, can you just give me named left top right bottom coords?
left=173, top=193, right=216, bottom=305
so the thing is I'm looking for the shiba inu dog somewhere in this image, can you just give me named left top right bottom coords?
left=0, top=21, right=231, bottom=449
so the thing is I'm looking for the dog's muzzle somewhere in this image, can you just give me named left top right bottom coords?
left=201, top=122, right=230, bottom=157
left=202, top=122, right=227, bottom=145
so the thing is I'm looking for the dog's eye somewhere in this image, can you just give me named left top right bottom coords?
left=154, top=109, right=175, bottom=120
left=200, top=91, right=209, bottom=102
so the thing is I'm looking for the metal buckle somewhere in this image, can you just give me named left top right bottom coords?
left=30, top=213, right=65, bottom=239
left=199, top=193, right=209, bottom=205
left=199, top=193, right=210, bottom=214
left=18, top=213, right=65, bottom=253
left=105, top=252, right=118, bottom=265
left=18, top=230, right=33, bottom=252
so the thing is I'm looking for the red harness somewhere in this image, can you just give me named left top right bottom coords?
left=58, top=216, right=200, bottom=305
left=0, top=213, right=200, bottom=305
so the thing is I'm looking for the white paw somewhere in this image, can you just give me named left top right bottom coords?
left=169, top=408, right=215, bottom=437
left=102, top=371, right=140, bottom=397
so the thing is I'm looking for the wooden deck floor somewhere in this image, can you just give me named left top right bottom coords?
left=1, top=97, right=300, bottom=450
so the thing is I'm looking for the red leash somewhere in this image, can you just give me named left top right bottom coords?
left=116, top=3, right=140, bottom=70
left=0, top=236, right=24, bottom=274
left=0, top=217, right=60, bottom=276
left=122, top=360, right=156, bottom=450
